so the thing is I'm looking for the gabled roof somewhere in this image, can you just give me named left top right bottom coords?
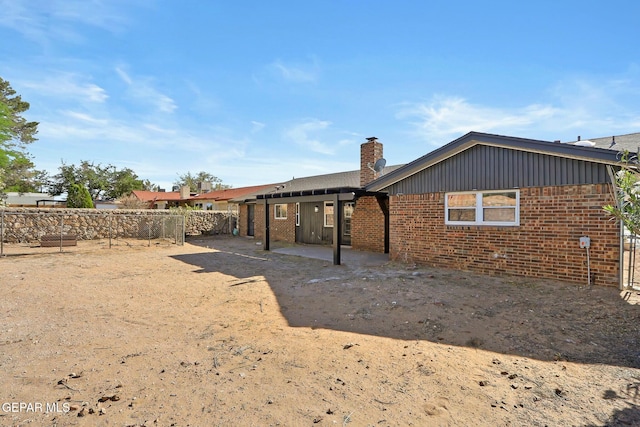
left=233, top=165, right=403, bottom=202
left=567, top=132, right=640, bottom=154
left=133, top=184, right=278, bottom=203
left=366, top=131, right=622, bottom=192
left=189, top=184, right=276, bottom=201
left=132, top=190, right=185, bottom=202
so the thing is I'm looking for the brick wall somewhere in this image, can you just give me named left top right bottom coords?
left=352, top=195, right=387, bottom=253
left=253, top=202, right=296, bottom=244
left=389, top=184, right=620, bottom=287
left=238, top=204, right=249, bottom=237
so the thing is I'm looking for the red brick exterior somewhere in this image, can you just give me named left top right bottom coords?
left=238, top=204, right=249, bottom=237
left=389, top=184, right=620, bottom=287
left=352, top=195, right=387, bottom=253
left=253, top=202, right=296, bottom=244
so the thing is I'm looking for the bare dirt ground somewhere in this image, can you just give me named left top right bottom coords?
left=1, top=236, right=639, bottom=427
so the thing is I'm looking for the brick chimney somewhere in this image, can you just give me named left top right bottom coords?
left=179, top=185, right=191, bottom=199
left=360, top=136, right=384, bottom=186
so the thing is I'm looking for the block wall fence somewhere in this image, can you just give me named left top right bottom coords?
left=0, top=208, right=235, bottom=243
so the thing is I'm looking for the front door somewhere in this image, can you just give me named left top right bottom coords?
left=247, top=204, right=255, bottom=236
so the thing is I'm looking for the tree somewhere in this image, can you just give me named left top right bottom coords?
left=0, top=151, right=47, bottom=193
left=0, top=77, right=38, bottom=149
left=603, top=151, right=640, bottom=235
left=142, top=179, right=160, bottom=192
left=174, top=171, right=230, bottom=192
left=66, top=183, right=94, bottom=208
left=0, top=77, right=40, bottom=195
left=49, top=161, right=144, bottom=201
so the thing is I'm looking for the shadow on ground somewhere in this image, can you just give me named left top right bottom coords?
left=173, top=236, right=640, bottom=369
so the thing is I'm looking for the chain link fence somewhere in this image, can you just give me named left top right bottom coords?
left=0, top=210, right=185, bottom=256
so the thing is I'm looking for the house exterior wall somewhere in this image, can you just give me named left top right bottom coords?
left=351, top=195, right=387, bottom=253
left=384, top=144, right=611, bottom=195
left=238, top=204, right=249, bottom=236
left=253, top=202, right=296, bottom=244
left=389, top=183, right=620, bottom=287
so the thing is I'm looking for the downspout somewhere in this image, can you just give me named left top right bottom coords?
left=606, top=165, right=625, bottom=290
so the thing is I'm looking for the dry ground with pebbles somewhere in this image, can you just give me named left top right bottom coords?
left=1, top=235, right=640, bottom=426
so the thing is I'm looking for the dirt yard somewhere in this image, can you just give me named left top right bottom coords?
left=1, top=236, right=639, bottom=426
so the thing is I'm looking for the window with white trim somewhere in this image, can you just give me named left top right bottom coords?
left=324, top=201, right=334, bottom=227
left=274, top=204, right=287, bottom=219
left=295, top=203, right=300, bottom=226
left=445, top=190, right=519, bottom=226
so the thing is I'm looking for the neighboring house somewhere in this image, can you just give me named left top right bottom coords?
left=189, top=184, right=276, bottom=212
left=131, top=187, right=191, bottom=209
left=131, top=184, right=275, bottom=211
left=3, top=192, right=66, bottom=208
left=579, top=131, right=640, bottom=153
left=239, top=132, right=628, bottom=288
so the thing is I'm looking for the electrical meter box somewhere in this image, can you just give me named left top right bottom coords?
left=579, top=236, right=591, bottom=248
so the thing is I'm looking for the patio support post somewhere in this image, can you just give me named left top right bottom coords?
left=263, top=198, right=270, bottom=251
left=332, top=193, right=341, bottom=265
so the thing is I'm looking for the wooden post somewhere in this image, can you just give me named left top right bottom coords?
left=263, top=198, right=270, bottom=251
left=332, top=193, right=341, bottom=265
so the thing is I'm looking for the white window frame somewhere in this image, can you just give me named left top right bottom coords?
left=274, top=204, right=287, bottom=220
left=445, top=190, right=520, bottom=226
left=324, top=201, right=334, bottom=227
left=295, top=203, right=300, bottom=226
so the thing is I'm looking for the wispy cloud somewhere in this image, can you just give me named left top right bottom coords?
left=251, top=121, right=266, bottom=133
left=21, top=73, right=108, bottom=103
left=268, top=57, right=320, bottom=83
left=0, top=0, right=134, bottom=44
left=397, top=74, right=640, bottom=145
left=397, top=96, right=558, bottom=142
left=284, top=119, right=335, bottom=154
left=115, top=66, right=177, bottom=113
left=62, top=110, right=109, bottom=125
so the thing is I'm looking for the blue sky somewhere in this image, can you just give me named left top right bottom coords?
left=1, top=1, right=639, bottom=190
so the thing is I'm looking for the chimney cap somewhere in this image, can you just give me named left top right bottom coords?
left=366, top=136, right=378, bottom=142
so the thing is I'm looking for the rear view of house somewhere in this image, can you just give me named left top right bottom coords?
left=236, top=132, right=626, bottom=287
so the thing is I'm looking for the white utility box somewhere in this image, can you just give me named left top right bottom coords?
left=579, top=236, right=591, bottom=248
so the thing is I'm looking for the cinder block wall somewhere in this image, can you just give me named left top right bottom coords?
left=389, top=184, right=620, bottom=287
left=253, top=203, right=296, bottom=244
left=351, top=195, right=387, bottom=253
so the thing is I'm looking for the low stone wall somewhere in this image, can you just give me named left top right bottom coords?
left=0, top=208, right=237, bottom=243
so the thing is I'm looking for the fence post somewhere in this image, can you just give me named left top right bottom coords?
left=148, top=218, right=151, bottom=247
left=59, top=215, right=64, bottom=253
left=108, top=214, right=112, bottom=248
left=1, top=210, right=4, bottom=256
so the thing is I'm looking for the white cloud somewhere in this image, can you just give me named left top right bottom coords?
left=115, top=66, right=177, bottom=113
left=284, top=119, right=335, bottom=154
left=62, top=110, right=108, bottom=125
left=397, top=74, right=640, bottom=145
left=21, top=73, right=108, bottom=103
left=251, top=121, right=266, bottom=133
left=268, top=57, right=320, bottom=83
left=0, top=0, right=134, bottom=44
